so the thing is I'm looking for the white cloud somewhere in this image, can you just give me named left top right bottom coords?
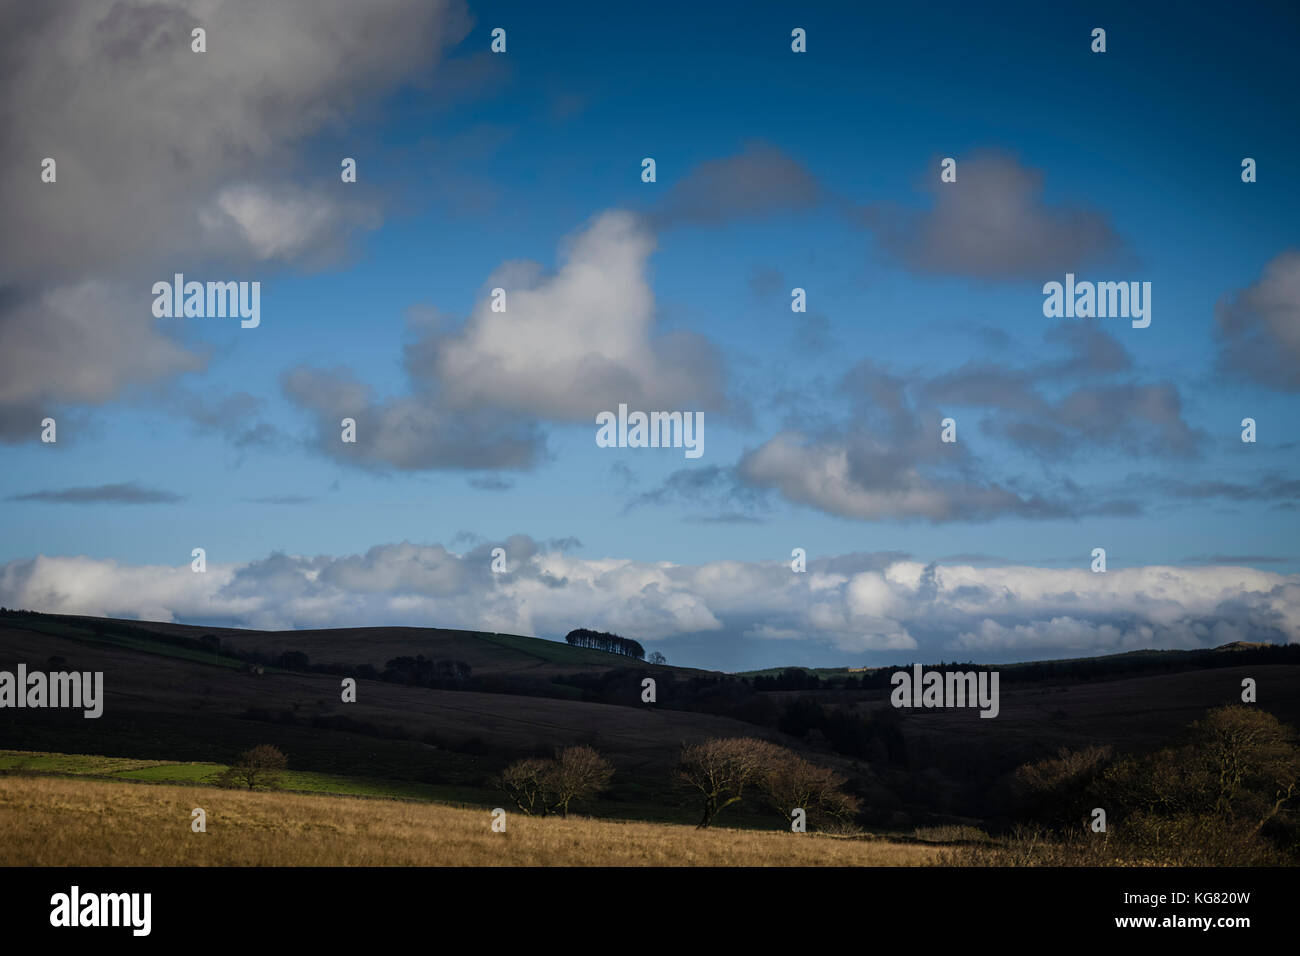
left=200, top=184, right=381, bottom=264
left=429, top=210, right=726, bottom=419
left=283, top=210, right=730, bottom=469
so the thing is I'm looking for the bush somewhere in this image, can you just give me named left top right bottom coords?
left=975, top=705, right=1300, bottom=865
left=1010, top=745, right=1112, bottom=827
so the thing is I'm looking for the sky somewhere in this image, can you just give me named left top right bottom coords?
left=1, top=0, right=1298, bottom=671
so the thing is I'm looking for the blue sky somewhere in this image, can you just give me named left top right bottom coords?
left=1, top=1, right=1298, bottom=670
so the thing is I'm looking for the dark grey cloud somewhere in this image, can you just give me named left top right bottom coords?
left=609, top=462, right=638, bottom=492
left=935, top=552, right=1009, bottom=564
left=542, top=536, right=583, bottom=553
left=736, top=359, right=1058, bottom=522
left=282, top=365, right=547, bottom=472
left=732, top=354, right=1154, bottom=523
left=1215, top=250, right=1300, bottom=392
left=9, top=482, right=183, bottom=504
left=972, top=325, right=1014, bottom=350
left=923, top=324, right=1202, bottom=460
left=0, top=397, right=51, bottom=444
left=699, top=513, right=765, bottom=524
left=1042, top=322, right=1133, bottom=377
left=649, top=142, right=823, bottom=229
left=0, top=282, right=207, bottom=444
left=625, top=464, right=769, bottom=519
left=736, top=429, right=1089, bottom=522
left=858, top=151, right=1124, bottom=278
left=791, top=313, right=835, bottom=354
left=1, top=0, right=468, bottom=283
left=748, top=266, right=785, bottom=300
left=0, top=1, right=470, bottom=437
left=648, top=321, right=1192, bottom=523
left=970, top=381, right=1203, bottom=459
left=174, top=388, right=283, bottom=449
left=1147, top=473, right=1300, bottom=503
left=923, top=363, right=1044, bottom=415
left=1043, top=382, right=1201, bottom=457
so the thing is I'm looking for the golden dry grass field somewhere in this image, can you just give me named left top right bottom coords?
left=0, top=775, right=939, bottom=866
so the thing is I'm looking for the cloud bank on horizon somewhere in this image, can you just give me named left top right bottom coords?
left=2, top=544, right=1296, bottom=670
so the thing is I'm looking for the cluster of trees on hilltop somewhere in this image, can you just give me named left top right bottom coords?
left=564, top=628, right=645, bottom=660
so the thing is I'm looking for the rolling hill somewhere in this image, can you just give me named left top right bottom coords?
left=3, top=609, right=1299, bottom=830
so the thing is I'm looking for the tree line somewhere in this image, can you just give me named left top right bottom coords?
left=983, top=705, right=1300, bottom=865
left=564, top=628, right=645, bottom=660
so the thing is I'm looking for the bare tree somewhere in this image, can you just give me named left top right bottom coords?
left=1190, top=706, right=1299, bottom=830
left=677, top=737, right=782, bottom=828
left=499, top=757, right=552, bottom=815
left=547, top=745, right=614, bottom=818
left=759, top=749, right=862, bottom=828
left=500, top=747, right=615, bottom=817
left=217, top=744, right=287, bottom=790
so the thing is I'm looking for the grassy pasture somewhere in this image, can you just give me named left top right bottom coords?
left=0, top=749, right=461, bottom=801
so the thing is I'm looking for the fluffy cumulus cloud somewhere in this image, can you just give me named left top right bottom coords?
left=284, top=210, right=727, bottom=468
left=3, top=545, right=1297, bottom=661
left=429, top=210, right=727, bottom=418
left=0, top=0, right=467, bottom=438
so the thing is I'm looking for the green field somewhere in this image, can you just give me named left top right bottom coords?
left=0, top=750, right=487, bottom=804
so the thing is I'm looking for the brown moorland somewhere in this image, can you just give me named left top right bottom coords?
left=0, top=775, right=938, bottom=866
